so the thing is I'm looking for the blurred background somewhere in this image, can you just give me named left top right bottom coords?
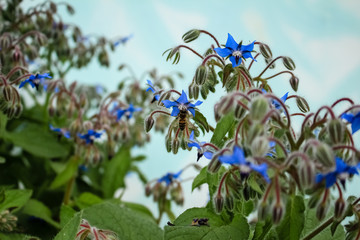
left=23, top=0, right=360, bottom=224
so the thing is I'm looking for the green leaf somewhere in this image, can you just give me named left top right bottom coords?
left=211, top=112, right=236, bottom=148
left=253, top=217, right=273, bottom=240
left=194, top=110, right=209, bottom=133
left=0, top=189, right=32, bottom=212
left=0, top=156, right=5, bottom=164
left=120, top=201, right=155, bottom=221
left=82, top=202, right=163, bottom=240
left=132, top=155, right=146, bottom=162
left=50, top=156, right=80, bottom=189
left=276, top=195, right=305, bottom=240
left=248, top=173, right=263, bottom=194
left=4, top=123, right=69, bottom=158
left=165, top=208, right=249, bottom=240
left=243, top=200, right=254, bottom=216
left=75, top=192, right=103, bottom=209
left=0, top=233, right=40, bottom=240
left=21, top=199, right=60, bottom=229
left=102, top=148, right=131, bottom=198
left=221, top=64, right=234, bottom=87
left=0, top=112, right=7, bottom=137
left=54, top=211, right=83, bottom=240
left=59, top=204, right=76, bottom=228
left=192, top=166, right=208, bottom=191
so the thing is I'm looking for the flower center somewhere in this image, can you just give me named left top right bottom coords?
left=232, top=50, right=242, bottom=57
left=178, top=104, right=187, bottom=111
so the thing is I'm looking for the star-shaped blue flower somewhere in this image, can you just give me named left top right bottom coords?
left=262, top=89, right=288, bottom=110
left=341, top=112, right=360, bottom=134
left=157, top=170, right=183, bottom=186
left=50, top=124, right=71, bottom=139
left=188, top=131, right=213, bottom=161
left=219, top=146, right=270, bottom=182
left=77, top=129, right=103, bottom=144
left=162, top=90, right=202, bottom=117
left=116, top=104, right=142, bottom=121
left=214, top=34, right=256, bottom=68
left=316, top=157, right=359, bottom=188
left=19, top=73, right=52, bottom=90
left=146, top=80, right=160, bottom=101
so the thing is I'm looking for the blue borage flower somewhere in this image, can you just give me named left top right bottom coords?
left=146, top=80, right=160, bottom=101
left=115, top=104, right=142, bottom=121
left=341, top=112, right=360, bottom=134
left=188, top=131, right=213, bottom=161
left=316, top=157, right=359, bottom=188
left=262, top=89, right=289, bottom=110
left=157, top=170, right=183, bottom=186
left=214, top=34, right=256, bottom=68
left=219, top=146, right=270, bottom=182
left=19, top=73, right=52, bottom=90
left=162, top=90, right=202, bottom=117
left=77, top=129, right=103, bottom=144
left=113, top=34, right=133, bottom=47
left=49, top=124, right=71, bottom=139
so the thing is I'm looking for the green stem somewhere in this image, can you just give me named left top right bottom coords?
left=63, top=176, right=75, bottom=205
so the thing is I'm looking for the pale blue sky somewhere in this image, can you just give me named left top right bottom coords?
left=24, top=0, right=360, bottom=221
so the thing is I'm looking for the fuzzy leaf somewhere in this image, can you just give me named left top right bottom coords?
left=192, top=166, right=207, bottom=191
left=0, top=189, right=32, bottom=212
left=21, top=199, right=60, bottom=228
left=211, top=112, right=236, bottom=148
left=194, top=110, right=209, bottom=133
left=50, top=156, right=80, bottom=189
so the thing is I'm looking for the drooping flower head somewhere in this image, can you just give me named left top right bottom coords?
left=157, top=170, right=183, bottom=186
left=49, top=124, right=71, bottom=139
left=115, top=104, right=142, bottom=121
left=341, top=112, right=360, bottom=134
left=219, top=146, right=270, bottom=182
left=214, top=34, right=256, bottom=68
left=316, top=157, right=359, bottom=188
left=146, top=80, right=160, bottom=101
left=188, top=131, right=213, bottom=161
left=162, top=90, right=202, bottom=117
left=19, top=73, right=52, bottom=90
left=78, top=129, right=103, bottom=144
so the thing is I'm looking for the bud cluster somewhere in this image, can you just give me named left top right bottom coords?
left=0, top=210, right=18, bottom=232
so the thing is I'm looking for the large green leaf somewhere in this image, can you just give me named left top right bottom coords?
left=0, top=189, right=32, bottom=212
left=0, top=233, right=40, bottom=240
left=194, top=110, right=210, bottom=133
left=21, top=199, right=60, bottom=229
left=50, top=156, right=80, bottom=189
left=165, top=208, right=249, bottom=240
left=82, top=202, right=163, bottom=240
left=276, top=195, right=305, bottom=240
left=253, top=217, right=273, bottom=240
left=4, top=123, right=69, bottom=158
left=0, top=112, right=7, bottom=137
left=59, top=204, right=76, bottom=228
left=102, top=148, right=131, bottom=198
left=210, top=112, right=236, bottom=148
left=54, top=210, right=83, bottom=240
left=75, top=192, right=103, bottom=209
left=192, top=166, right=207, bottom=191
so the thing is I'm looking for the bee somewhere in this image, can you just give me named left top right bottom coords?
left=177, top=105, right=188, bottom=131
left=191, top=218, right=209, bottom=227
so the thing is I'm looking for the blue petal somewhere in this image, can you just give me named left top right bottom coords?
left=242, top=51, right=255, bottom=60
left=193, top=100, right=203, bottom=106
left=325, top=173, right=337, bottom=188
left=177, top=90, right=189, bottom=104
left=188, top=142, right=200, bottom=149
left=214, top=47, right=232, bottom=57
left=225, top=33, right=238, bottom=50
left=341, top=113, right=354, bottom=123
left=173, top=170, right=183, bottom=178
left=250, top=163, right=270, bottom=183
left=117, top=110, right=126, bottom=120
left=19, top=81, right=26, bottom=88
left=63, top=131, right=71, bottom=139
left=335, top=157, right=347, bottom=173
left=154, top=95, right=160, bottom=101
left=162, top=100, right=177, bottom=108
left=262, top=89, right=267, bottom=94
left=189, top=131, right=195, bottom=141
left=280, top=92, right=289, bottom=103
left=219, top=155, right=237, bottom=164
left=315, top=174, right=324, bottom=184
left=233, top=147, right=246, bottom=164
left=240, top=41, right=255, bottom=52
left=171, top=107, right=180, bottom=117
left=203, top=151, right=213, bottom=159
left=351, top=115, right=360, bottom=134
left=229, top=55, right=241, bottom=67
left=188, top=107, right=196, bottom=117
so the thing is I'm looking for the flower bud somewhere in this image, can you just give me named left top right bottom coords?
left=250, top=96, right=269, bottom=121
left=13, top=104, right=23, bottom=118
left=0, top=97, right=8, bottom=112
left=296, top=96, right=310, bottom=113
left=316, top=202, right=328, bottom=221
left=214, top=194, right=224, bottom=214
left=315, top=143, right=335, bottom=169
left=79, top=93, right=87, bottom=108
left=5, top=107, right=15, bottom=119
left=251, top=136, right=270, bottom=157
left=193, top=85, right=199, bottom=100
left=195, top=65, right=207, bottom=85
left=180, top=137, right=187, bottom=150
left=327, top=119, right=344, bottom=144
left=2, top=85, right=13, bottom=102
left=158, top=92, right=171, bottom=104
left=259, top=43, right=272, bottom=59
left=282, top=56, right=296, bottom=70
left=298, top=162, right=315, bottom=189
left=208, top=153, right=222, bottom=173
left=172, top=138, right=179, bottom=154
left=200, top=85, right=209, bottom=99
left=145, top=115, right=155, bottom=133
left=258, top=201, right=269, bottom=221
left=35, top=33, right=47, bottom=46
left=289, top=75, right=299, bottom=92
left=334, top=198, right=346, bottom=219
left=265, top=58, right=275, bottom=69
left=165, top=135, right=172, bottom=152
left=247, top=123, right=265, bottom=145
left=307, top=192, right=321, bottom=209
left=225, top=194, right=234, bottom=210
left=145, top=184, right=152, bottom=196
left=234, top=104, right=246, bottom=119
left=188, top=82, right=195, bottom=99
left=182, top=29, right=200, bottom=43
left=272, top=203, right=284, bottom=224
left=214, top=104, right=222, bottom=122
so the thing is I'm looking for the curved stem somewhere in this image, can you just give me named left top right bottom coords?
left=150, top=110, right=171, bottom=118
left=202, top=143, right=219, bottom=151
left=217, top=172, right=229, bottom=196
left=338, top=104, right=360, bottom=118
left=199, top=30, right=220, bottom=47
left=178, top=45, right=204, bottom=59
left=263, top=70, right=294, bottom=80
left=313, top=106, right=336, bottom=121
left=201, top=54, right=225, bottom=66
left=248, top=53, right=260, bottom=70
left=268, top=137, right=288, bottom=158
left=257, top=56, right=283, bottom=78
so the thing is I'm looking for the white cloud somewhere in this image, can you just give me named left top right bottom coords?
left=336, top=0, right=360, bottom=19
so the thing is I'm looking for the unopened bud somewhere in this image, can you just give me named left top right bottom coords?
left=327, top=119, right=344, bottom=144
left=272, top=203, right=284, bottom=224
left=282, top=56, right=296, bottom=70
left=193, top=85, right=199, bottom=100
left=259, top=43, right=272, bottom=59
left=83, top=121, right=93, bottom=130
left=165, top=135, right=172, bottom=152
left=316, top=202, right=328, bottom=221
left=234, top=104, right=246, bottom=119
left=225, top=194, right=234, bottom=210
left=334, top=198, right=346, bottom=219
left=214, top=194, right=224, bottom=214
left=265, top=58, right=275, bottom=69
left=158, top=92, right=171, bottom=105
left=315, top=143, right=335, bottom=168
left=145, top=115, right=155, bottom=132
left=296, top=96, right=310, bottom=113
left=5, top=107, right=15, bottom=119
left=188, top=82, right=195, bottom=99
left=220, top=97, right=234, bottom=116
left=247, top=123, right=265, bottom=145
left=250, top=96, right=269, bottom=121
left=308, top=192, right=321, bottom=209
left=289, top=75, right=299, bottom=92
left=200, top=85, right=209, bottom=99
left=13, top=104, right=23, bottom=118
left=195, top=65, right=207, bottom=85
left=208, top=153, right=222, bottom=173
left=172, top=138, right=179, bottom=154
left=79, top=93, right=87, bottom=108
left=258, top=201, right=269, bottom=221
left=251, top=136, right=270, bottom=157
left=182, top=29, right=200, bottom=43
left=2, top=85, right=13, bottom=102
left=299, top=162, right=315, bottom=189
left=36, top=33, right=47, bottom=46
left=214, top=104, right=222, bottom=122
left=0, top=97, right=8, bottom=111
left=145, top=184, right=152, bottom=196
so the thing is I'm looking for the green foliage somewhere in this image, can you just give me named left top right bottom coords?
left=210, top=112, right=236, bottom=148
left=0, top=189, right=32, bottom=212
